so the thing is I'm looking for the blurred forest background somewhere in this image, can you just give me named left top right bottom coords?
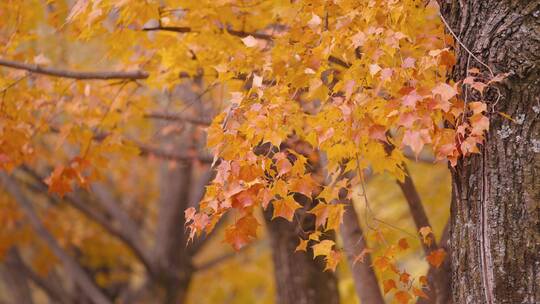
left=0, top=1, right=452, bottom=303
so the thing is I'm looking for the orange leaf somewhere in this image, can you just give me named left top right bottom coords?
left=426, top=249, right=446, bottom=268
left=383, top=279, right=397, bottom=294
left=224, top=214, right=259, bottom=251
left=398, top=238, right=409, bottom=250
left=272, top=196, right=302, bottom=221
left=400, top=272, right=411, bottom=284
left=395, top=290, right=412, bottom=304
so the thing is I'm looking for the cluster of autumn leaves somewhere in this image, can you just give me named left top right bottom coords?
left=0, top=0, right=503, bottom=302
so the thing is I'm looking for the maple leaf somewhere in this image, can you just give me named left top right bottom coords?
left=309, top=203, right=330, bottom=228
left=402, top=130, right=430, bottom=156
left=312, top=240, right=335, bottom=258
left=432, top=83, right=458, bottom=102
left=224, top=215, right=259, bottom=251
left=426, top=249, right=446, bottom=268
left=289, top=174, right=318, bottom=197
left=324, top=250, right=342, bottom=272
left=373, top=256, right=391, bottom=272
left=400, top=272, right=411, bottom=284
left=395, top=290, right=412, bottom=304
left=44, top=166, right=72, bottom=198
left=398, top=238, right=409, bottom=250
left=272, top=196, right=301, bottom=221
left=383, top=279, right=397, bottom=294
left=325, top=204, right=345, bottom=232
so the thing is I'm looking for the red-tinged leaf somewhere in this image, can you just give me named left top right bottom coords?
left=398, top=238, right=409, bottom=250
left=231, top=185, right=261, bottom=209
left=272, top=196, right=302, bottom=221
left=373, top=256, right=391, bottom=271
left=259, top=188, right=273, bottom=210
left=400, top=272, right=411, bottom=284
left=369, top=125, right=387, bottom=142
left=469, top=114, right=490, bottom=136
left=276, top=158, right=292, bottom=176
left=402, top=90, right=421, bottom=108
left=398, top=112, right=417, bottom=128
left=469, top=102, right=487, bottom=114
left=224, top=215, right=259, bottom=251
left=44, top=166, right=72, bottom=198
left=402, top=57, right=415, bottom=69
left=289, top=174, right=318, bottom=197
left=395, top=290, right=412, bottom=304
left=426, top=249, right=446, bottom=268
left=383, top=279, right=397, bottom=294
left=402, top=130, right=429, bottom=156
left=413, top=287, right=429, bottom=300
left=432, top=83, right=457, bottom=102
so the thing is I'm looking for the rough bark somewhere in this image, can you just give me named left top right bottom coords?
left=340, top=203, right=385, bottom=304
left=438, top=1, right=540, bottom=303
left=264, top=206, right=340, bottom=304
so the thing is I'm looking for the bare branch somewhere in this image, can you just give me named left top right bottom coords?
left=144, top=111, right=212, bottom=126
left=0, top=249, right=34, bottom=304
left=19, top=167, right=156, bottom=276
left=137, top=143, right=213, bottom=163
left=0, top=58, right=148, bottom=80
left=0, top=172, right=112, bottom=304
left=6, top=248, right=74, bottom=304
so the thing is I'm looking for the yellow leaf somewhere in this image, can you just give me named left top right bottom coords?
left=312, top=240, right=334, bottom=258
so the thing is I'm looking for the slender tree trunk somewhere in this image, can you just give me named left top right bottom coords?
left=438, top=1, right=539, bottom=303
left=340, top=203, right=385, bottom=304
left=264, top=207, right=340, bottom=304
left=0, top=249, right=34, bottom=304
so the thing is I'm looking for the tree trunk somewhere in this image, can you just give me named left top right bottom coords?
left=340, top=203, right=385, bottom=304
left=264, top=207, right=340, bottom=304
left=438, top=1, right=539, bottom=303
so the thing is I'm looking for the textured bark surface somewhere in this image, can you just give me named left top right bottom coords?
left=264, top=207, right=340, bottom=304
left=438, top=1, right=540, bottom=303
